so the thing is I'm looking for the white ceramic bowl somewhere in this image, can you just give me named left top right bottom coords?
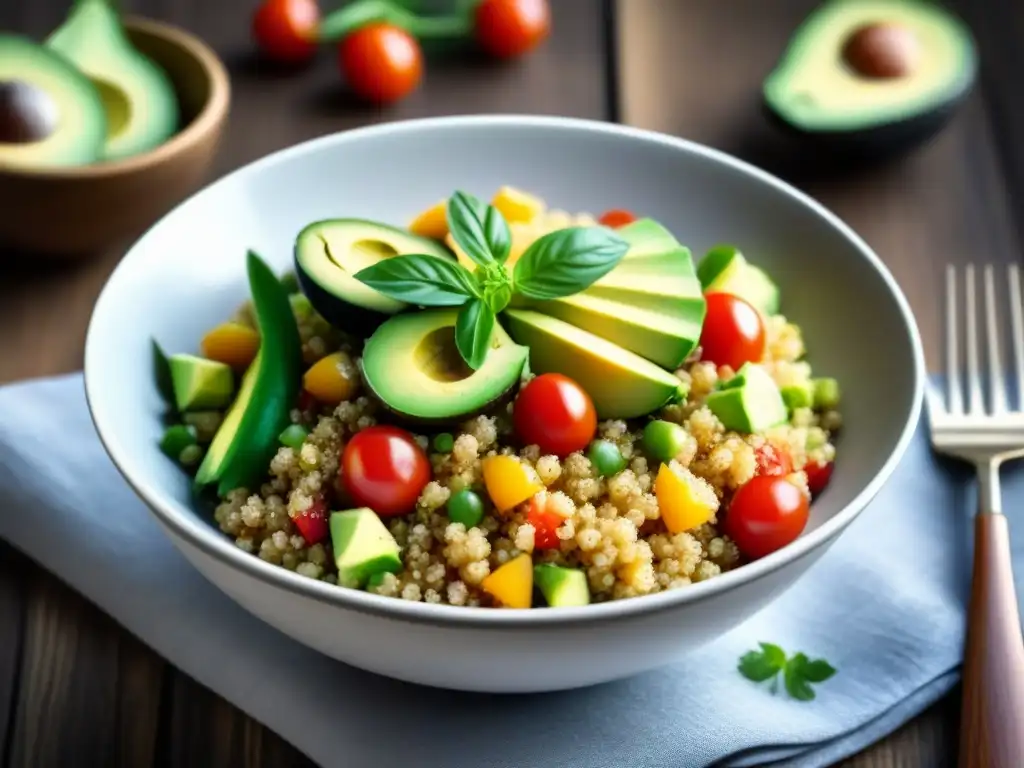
left=85, top=115, right=924, bottom=693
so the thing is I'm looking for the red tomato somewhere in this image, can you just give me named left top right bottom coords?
left=526, top=495, right=562, bottom=550
left=341, top=426, right=430, bottom=517
left=725, top=475, right=809, bottom=560
left=514, top=373, right=597, bottom=457
left=754, top=442, right=793, bottom=477
left=293, top=494, right=329, bottom=545
left=252, top=0, right=320, bottom=64
left=598, top=209, right=637, bottom=228
left=474, top=0, right=551, bottom=58
left=699, top=292, right=766, bottom=370
left=339, top=23, right=423, bottom=104
left=805, top=461, right=834, bottom=497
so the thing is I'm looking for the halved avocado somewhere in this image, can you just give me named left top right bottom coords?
left=361, top=308, right=528, bottom=424
left=503, top=310, right=687, bottom=420
left=763, top=0, right=977, bottom=158
left=294, top=219, right=457, bottom=337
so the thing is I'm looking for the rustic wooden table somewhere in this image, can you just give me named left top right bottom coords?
left=1, top=0, right=1021, bottom=765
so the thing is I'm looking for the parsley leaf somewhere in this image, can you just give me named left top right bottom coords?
left=738, top=642, right=786, bottom=682
left=737, top=643, right=836, bottom=702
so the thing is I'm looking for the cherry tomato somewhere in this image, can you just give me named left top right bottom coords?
left=474, top=0, right=551, bottom=58
left=514, top=373, right=597, bottom=457
left=754, top=442, right=793, bottom=477
left=526, top=494, right=562, bottom=550
left=725, top=475, right=809, bottom=560
left=341, top=425, right=430, bottom=517
left=805, top=461, right=834, bottom=497
left=699, top=292, right=766, bottom=370
left=252, top=0, right=320, bottom=64
left=339, top=23, right=423, bottom=104
left=598, top=209, right=637, bottom=228
left=292, top=494, right=329, bottom=545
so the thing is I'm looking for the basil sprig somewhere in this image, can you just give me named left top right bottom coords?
left=352, top=189, right=629, bottom=370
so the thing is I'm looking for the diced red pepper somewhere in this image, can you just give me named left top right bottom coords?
left=804, top=461, right=834, bottom=498
left=755, top=442, right=793, bottom=477
left=598, top=209, right=637, bottom=228
left=293, top=494, right=329, bottom=545
left=526, top=495, right=563, bottom=550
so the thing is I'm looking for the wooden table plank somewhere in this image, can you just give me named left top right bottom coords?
left=0, top=1, right=612, bottom=766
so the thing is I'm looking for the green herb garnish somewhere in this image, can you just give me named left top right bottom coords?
left=738, top=642, right=836, bottom=701
left=455, top=297, right=495, bottom=370
left=512, top=226, right=631, bottom=300
left=446, top=190, right=512, bottom=266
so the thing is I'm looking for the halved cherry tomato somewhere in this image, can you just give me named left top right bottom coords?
left=341, top=425, right=430, bottom=517
left=526, top=493, right=563, bottom=550
left=474, top=0, right=551, bottom=59
left=725, top=475, right=809, bottom=560
left=754, top=442, right=793, bottom=477
left=252, top=0, right=320, bottom=64
left=513, top=373, right=597, bottom=457
left=598, top=209, right=637, bottom=228
left=293, top=494, right=329, bottom=545
left=699, top=292, right=766, bottom=370
left=339, top=23, right=423, bottom=104
left=805, top=461, right=834, bottom=497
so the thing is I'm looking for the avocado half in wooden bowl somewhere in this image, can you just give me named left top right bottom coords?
left=762, top=0, right=978, bottom=160
left=0, top=1, right=230, bottom=258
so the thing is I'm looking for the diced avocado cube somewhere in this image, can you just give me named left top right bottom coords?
left=813, top=377, right=841, bottom=410
left=168, top=354, right=234, bottom=412
left=781, top=381, right=815, bottom=411
left=705, top=363, right=787, bottom=433
left=330, top=508, right=402, bottom=589
left=698, top=245, right=781, bottom=316
left=534, top=564, right=590, bottom=607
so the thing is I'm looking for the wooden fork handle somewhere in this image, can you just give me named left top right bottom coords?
left=959, top=512, right=1024, bottom=767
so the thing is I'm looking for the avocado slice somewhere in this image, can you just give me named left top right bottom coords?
left=294, top=219, right=458, bottom=337
left=705, top=363, right=788, bottom=434
left=534, top=564, right=590, bottom=607
left=617, top=218, right=683, bottom=260
left=330, top=508, right=402, bottom=589
left=168, top=354, right=234, bottom=412
left=361, top=308, right=529, bottom=424
left=698, top=245, right=780, bottom=316
left=763, top=0, right=977, bottom=157
left=47, top=0, right=178, bottom=161
left=0, top=34, right=106, bottom=168
left=503, top=310, right=686, bottom=420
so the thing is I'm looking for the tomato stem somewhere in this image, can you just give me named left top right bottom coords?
left=319, top=0, right=474, bottom=42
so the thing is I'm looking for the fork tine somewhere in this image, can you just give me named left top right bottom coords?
left=947, top=265, right=964, bottom=414
left=965, top=265, right=985, bottom=414
left=1010, top=264, right=1024, bottom=410
left=985, top=265, right=1007, bottom=414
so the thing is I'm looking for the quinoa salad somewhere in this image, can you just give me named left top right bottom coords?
left=153, top=186, right=841, bottom=610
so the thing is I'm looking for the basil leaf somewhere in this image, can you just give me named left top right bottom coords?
left=513, top=226, right=629, bottom=300
left=737, top=651, right=779, bottom=683
left=354, top=254, right=479, bottom=306
left=455, top=298, right=494, bottom=370
left=446, top=191, right=511, bottom=267
left=783, top=654, right=817, bottom=701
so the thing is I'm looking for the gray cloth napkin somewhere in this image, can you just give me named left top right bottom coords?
left=0, top=373, right=1014, bottom=767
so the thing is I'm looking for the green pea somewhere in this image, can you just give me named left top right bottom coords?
left=178, top=443, right=205, bottom=467
left=289, top=293, right=314, bottom=319
left=812, top=377, right=841, bottom=410
left=448, top=489, right=484, bottom=528
left=642, top=419, right=688, bottom=463
left=279, top=270, right=300, bottom=295
left=587, top=439, right=626, bottom=477
left=433, top=432, right=455, bottom=453
left=279, top=423, right=309, bottom=450
left=160, top=424, right=197, bottom=461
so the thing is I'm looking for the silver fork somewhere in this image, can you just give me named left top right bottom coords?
left=927, top=264, right=1024, bottom=767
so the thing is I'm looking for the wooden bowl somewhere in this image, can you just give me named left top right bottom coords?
left=0, top=16, right=231, bottom=259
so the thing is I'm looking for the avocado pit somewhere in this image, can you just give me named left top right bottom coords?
left=842, top=22, right=920, bottom=79
left=0, top=80, right=59, bottom=143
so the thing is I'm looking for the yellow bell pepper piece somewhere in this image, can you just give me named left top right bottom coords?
left=482, top=455, right=543, bottom=514
left=201, top=322, right=260, bottom=371
left=491, top=186, right=545, bottom=224
left=482, top=553, right=533, bottom=608
left=408, top=200, right=449, bottom=240
left=302, top=351, right=360, bottom=405
left=655, top=462, right=720, bottom=534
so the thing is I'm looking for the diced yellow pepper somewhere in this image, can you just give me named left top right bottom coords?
left=655, top=462, right=720, bottom=534
left=491, top=186, right=545, bottom=224
left=201, top=322, right=260, bottom=371
left=482, top=553, right=533, bottom=608
left=302, top=351, right=360, bottom=405
left=408, top=200, right=449, bottom=240
left=482, top=455, right=543, bottom=514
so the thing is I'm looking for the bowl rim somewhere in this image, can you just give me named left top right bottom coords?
left=0, top=15, right=231, bottom=180
left=84, top=114, right=926, bottom=629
